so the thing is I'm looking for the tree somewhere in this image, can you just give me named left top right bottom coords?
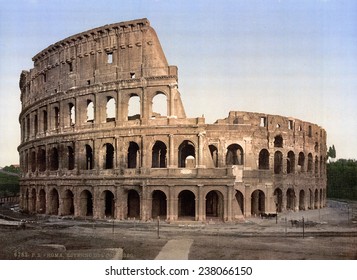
left=327, top=145, right=336, bottom=162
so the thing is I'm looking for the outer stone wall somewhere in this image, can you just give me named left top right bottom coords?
left=18, top=18, right=327, bottom=221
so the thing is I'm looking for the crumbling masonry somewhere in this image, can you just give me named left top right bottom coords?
left=18, top=18, right=327, bottom=221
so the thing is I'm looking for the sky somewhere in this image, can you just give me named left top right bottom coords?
left=0, top=0, right=356, bottom=167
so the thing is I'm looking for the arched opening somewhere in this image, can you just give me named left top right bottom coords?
left=274, top=188, right=283, bottom=212
left=69, top=103, right=75, bottom=125
left=251, top=190, right=265, bottom=216
left=37, top=147, right=46, bottom=172
left=178, top=190, right=195, bottom=219
left=209, top=145, right=218, bottom=167
left=106, top=97, right=116, bottom=122
left=206, top=190, right=224, bottom=219
left=287, top=151, right=295, bottom=174
left=152, top=93, right=167, bottom=117
left=226, top=144, right=243, bottom=165
left=258, top=149, right=270, bottom=170
left=85, top=144, right=94, bottom=170
left=314, top=189, right=319, bottom=209
left=299, top=190, right=305, bottom=210
left=286, top=188, right=296, bottom=211
left=128, top=95, right=140, bottom=120
left=152, top=141, right=167, bottom=168
left=87, top=100, right=94, bottom=123
left=314, top=156, right=319, bottom=176
left=274, top=135, right=283, bottom=148
left=103, top=190, right=115, bottom=218
left=49, top=188, right=59, bottom=215
left=31, top=150, right=36, bottom=172
left=178, top=140, right=196, bottom=168
left=39, top=189, right=46, bottom=214
left=235, top=190, right=244, bottom=215
left=80, top=190, right=93, bottom=217
left=67, top=146, right=75, bottom=170
left=274, top=151, right=283, bottom=174
left=307, top=153, right=313, bottom=173
left=152, top=190, right=167, bottom=219
left=298, top=152, right=305, bottom=172
left=127, top=190, right=140, bottom=219
left=309, top=189, right=313, bottom=209
left=43, top=110, right=48, bottom=132
left=63, top=190, right=74, bottom=216
left=49, top=147, right=59, bottom=171
left=54, top=106, right=60, bottom=129
left=128, top=142, right=140, bottom=168
left=30, top=188, right=37, bottom=213
left=103, top=143, right=114, bottom=169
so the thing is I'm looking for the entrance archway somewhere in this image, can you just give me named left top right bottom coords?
left=30, top=188, right=37, bottom=213
left=127, top=190, right=140, bottom=219
left=39, top=189, right=46, bottom=214
left=299, top=190, right=305, bottom=210
left=102, top=190, right=115, bottom=218
left=80, top=190, right=93, bottom=217
left=251, top=190, right=265, bottom=216
left=63, top=190, right=74, bottom=215
left=286, top=188, right=296, bottom=211
left=178, top=190, right=195, bottom=219
left=152, top=190, right=167, bottom=219
left=274, top=188, right=283, bottom=212
left=49, top=188, right=59, bottom=215
left=205, top=190, right=224, bottom=219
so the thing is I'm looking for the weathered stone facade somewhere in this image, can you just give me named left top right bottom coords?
left=18, top=18, right=327, bottom=221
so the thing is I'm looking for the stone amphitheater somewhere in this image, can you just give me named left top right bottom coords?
left=18, top=18, right=327, bottom=221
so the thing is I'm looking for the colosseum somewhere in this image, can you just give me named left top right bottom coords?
left=18, top=18, right=327, bottom=222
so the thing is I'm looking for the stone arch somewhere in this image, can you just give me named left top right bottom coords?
left=127, top=189, right=140, bottom=219
left=62, top=189, right=74, bottom=216
left=178, top=190, right=195, bottom=219
left=152, top=190, right=167, bottom=219
left=128, top=94, right=141, bottom=120
left=258, top=149, right=269, bottom=170
left=299, top=190, right=305, bottom=210
left=286, top=188, right=296, bottom=211
left=298, top=152, right=305, bottom=172
left=67, top=146, right=75, bottom=170
left=85, top=144, right=94, bottom=170
left=178, top=140, right=196, bottom=168
left=274, top=188, right=283, bottom=212
left=102, top=190, right=115, bottom=218
left=128, top=141, right=140, bottom=168
left=49, top=188, right=59, bottom=215
left=274, top=135, right=283, bottom=148
left=68, top=102, right=75, bottom=126
left=314, top=189, right=319, bottom=209
left=209, top=145, right=218, bottom=167
left=106, top=96, right=116, bottom=122
left=152, top=92, right=168, bottom=117
left=87, top=100, right=94, bottom=123
left=49, top=147, right=59, bottom=171
left=314, top=156, right=319, bottom=175
left=307, top=153, right=313, bottom=172
left=274, top=151, right=283, bottom=174
left=103, top=143, right=115, bottom=169
left=226, top=144, right=243, bottom=165
left=39, top=189, right=46, bottom=214
left=152, top=141, right=167, bottom=168
left=30, top=188, right=37, bottom=213
left=287, top=151, right=295, bottom=174
left=251, top=189, right=265, bottom=216
left=80, top=190, right=93, bottom=217
left=205, top=190, right=224, bottom=219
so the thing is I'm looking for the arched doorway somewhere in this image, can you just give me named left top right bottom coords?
left=286, top=188, right=296, bottom=211
left=152, top=190, right=167, bottom=219
left=178, top=141, right=196, bottom=168
left=251, top=190, right=265, bottom=216
left=80, top=190, right=93, bottom=217
left=309, top=189, right=313, bottom=209
left=30, top=188, right=37, bottom=213
left=127, top=190, right=140, bottom=219
left=152, top=141, right=167, bottom=168
left=226, top=144, right=243, bottom=165
left=235, top=190, right=244, bottom=215
left=39, top=189, right=46, bottom=214
left=205, top=190, right=224, bottom=219
left=314, top=189, right=319, bottom=209
left=274, top=188, right=283, bottom=212
left=102, top=190, right=115, bottom=218
left=178, top=190, right=195, bottom=219
left=299, top=190, right=305, bottom=210
left=49, top=188, right=59, bottom=215
left=63, top=190, right=74, bottom=215
left=128, top=142, right=140, bottom=168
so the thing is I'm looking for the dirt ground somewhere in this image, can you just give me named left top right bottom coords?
left=0, top=199, right=356, bottom=260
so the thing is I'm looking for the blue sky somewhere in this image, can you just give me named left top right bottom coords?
left=0, top=0, right=356, bottom=166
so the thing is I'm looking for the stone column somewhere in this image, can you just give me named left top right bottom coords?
left=227, top=185, right=233, bottom=221
left=168, top=134, right=175, bottom=168
left=244, top=185, right=251, bottom=217
left=197, top=185, right=204, bottom=221
left=169, top=83, right=178, bottom=118
left=197, top=132, right=205, bottom=168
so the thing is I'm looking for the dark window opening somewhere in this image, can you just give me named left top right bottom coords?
left=152, top=190, right=167, bottom=219
left=152, top=141, right=167, bottom=168
left=68, top=61, right=73, bottom=72
left=286, top=189, right=296, bottom=210
left=209, top=145, right=218, bottom=167
left=37, top=148, right=46, bottom=172
left=251, top=190, right=265, bottom=215
left=127, top=190, right=140, bottom=219
left=298, top=152, right=305, bottom=172
left=258, top=149, right=270, bottom=170
left=274, top=188, right=283, bottom=212
left=68, top=146, right=75, bottom=170
left=43, top=110, right=48, bottom=132
left=287, top=151, right=295, bottom=174
left=87, top=80, right=91, bottom=85
left=274, top=151, right=283, bottom=174
left=128, top=142, right=140, bottom=169
left=178, top=190, right=195, bottom=218
left=307, top=153, right=313, bottom=172
left=104, top=143, right=114, bottom=169
left=308, top=125, right=312, bottom=137
left=80, top=190, right=93, bottom=216
left=178, top=140, right=196, bottom=168
left=274, top=135, right=283, bottom=148
left=50, top=147, right=59, bottom=171
left=85, top=145, right=93, bottom=170
left=104, top=191, right=115, bottom=218
left=206, top=191, right=224, bottom=219
left=226, top=144, right=243, bottom=165
left=54, top=107, right=60, bottom=129
left=34, top=114, right=38, bottom=135
left=30, top=151, right=36, bottom=172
